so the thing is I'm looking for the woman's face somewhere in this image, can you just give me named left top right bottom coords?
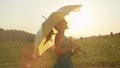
left=55, top=19, right=68, bottom=32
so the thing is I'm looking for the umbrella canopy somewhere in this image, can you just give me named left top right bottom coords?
left=34, top=5, right=82, bottom=56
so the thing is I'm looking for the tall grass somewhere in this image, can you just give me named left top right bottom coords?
left=73, top=36, right=120, bottom=67
left=0, top=35, right=120, bottom=68
left=0, top=41, right=32, bottom=68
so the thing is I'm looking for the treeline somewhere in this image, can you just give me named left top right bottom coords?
left=79, top=32, right=120, bottom=40
left=0, top=28, right=120, bottom=42
left=0, top=28, right=35, bottom=42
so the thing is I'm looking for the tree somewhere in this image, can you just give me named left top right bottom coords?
left=110, top=32, right=113, bottom=36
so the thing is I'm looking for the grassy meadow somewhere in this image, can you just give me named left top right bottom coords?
left=0, top=41, right=33, bottom=68
left=0, top=29, right=120, bottom=68
left=72, top=35, right=120, bottom=68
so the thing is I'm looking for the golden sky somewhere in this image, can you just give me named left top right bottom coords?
left=0, top=0, right=120, bottom=37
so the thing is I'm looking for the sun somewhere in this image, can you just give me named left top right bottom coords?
left=65, top=6, right=90, bottom=37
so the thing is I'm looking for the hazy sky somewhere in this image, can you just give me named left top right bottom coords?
left=0, top=0, right=120, bottom=37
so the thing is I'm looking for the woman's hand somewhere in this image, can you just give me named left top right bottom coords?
left=71, top=46, right=86, bottom=56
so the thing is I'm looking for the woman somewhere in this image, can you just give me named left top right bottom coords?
left=53, top=19, right=72, bottom=68
left=44, top=18, right=85, bottom=68
left=53, top=18, right=81, bottom=68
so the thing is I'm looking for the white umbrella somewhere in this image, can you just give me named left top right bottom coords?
left=34, top=5, right=82, bottom=56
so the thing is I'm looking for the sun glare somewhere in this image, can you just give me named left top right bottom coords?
left=65, top=6, right=90, bottom=37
